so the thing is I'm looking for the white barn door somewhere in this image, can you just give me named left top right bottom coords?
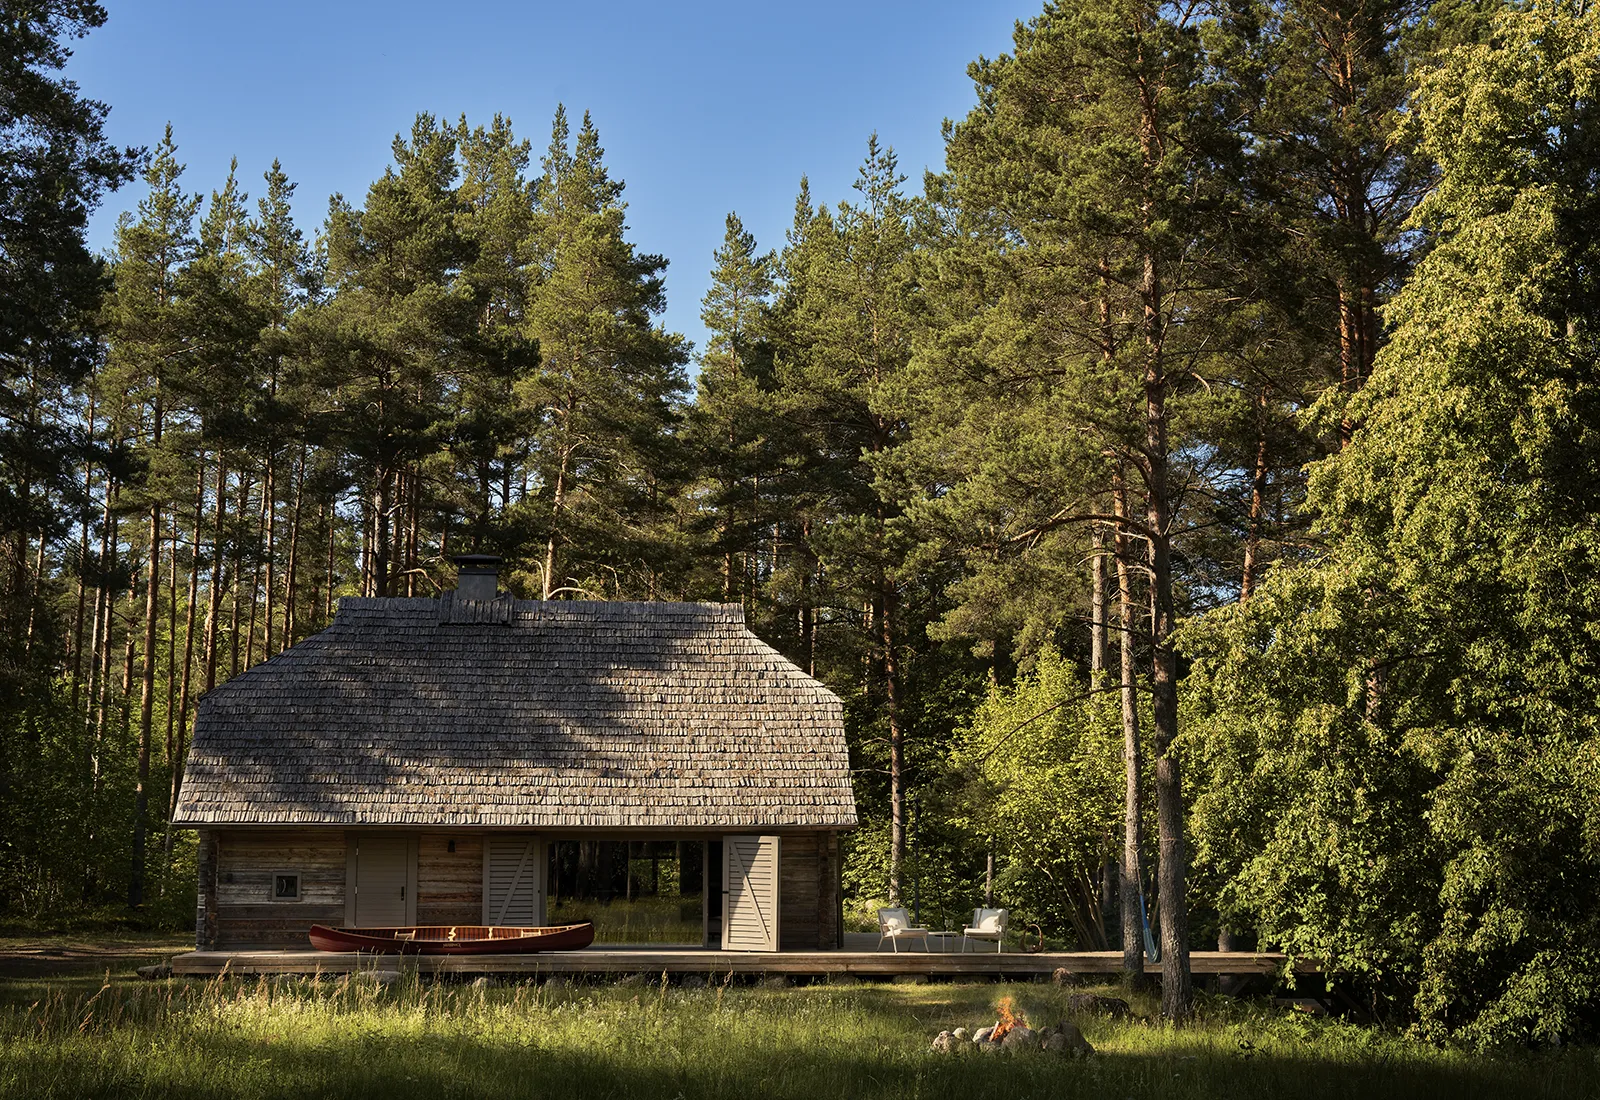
left=722, top=835, right=780, bottom=951
left=484, top=836, right=545, bottom=926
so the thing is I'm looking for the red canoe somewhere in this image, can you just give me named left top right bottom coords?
left=308, top=922, right=594, bottom=955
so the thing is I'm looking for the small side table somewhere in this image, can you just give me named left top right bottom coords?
left=926, top=931, right=961, bottom=953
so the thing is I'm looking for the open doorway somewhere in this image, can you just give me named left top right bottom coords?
left=547, top=840, right=705, bottom=945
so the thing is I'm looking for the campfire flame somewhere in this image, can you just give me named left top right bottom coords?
left=991, top=995, right=1028, bottom=1042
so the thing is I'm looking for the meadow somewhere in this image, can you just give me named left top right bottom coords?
left=0, top=947, right=1594, bottom=1100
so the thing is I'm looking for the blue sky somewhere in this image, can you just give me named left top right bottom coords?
left=71, top=0, right=1026, bottom=362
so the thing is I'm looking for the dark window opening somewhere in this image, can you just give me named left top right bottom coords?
left=272, top=872, right=300, bottom=901
left=547, top=840, right=705, bottom=944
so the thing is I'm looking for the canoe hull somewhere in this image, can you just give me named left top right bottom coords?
left=308, top=922, right=595, bottom=955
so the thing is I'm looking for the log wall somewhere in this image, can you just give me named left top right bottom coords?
left=417, top=833, right=484, bottom=926
left=213, top=829, right=346, bottom=947
left=206, top=828, right=845, bottom=949
left=778, top=831, right=843, bottom=949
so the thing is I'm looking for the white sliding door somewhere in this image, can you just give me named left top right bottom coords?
left=484, top=836, right=545, bottom=926
left=722, top=835, right=780, bottom=952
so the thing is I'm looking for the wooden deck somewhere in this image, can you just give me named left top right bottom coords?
left=170, top=948, right=1304, bottom=978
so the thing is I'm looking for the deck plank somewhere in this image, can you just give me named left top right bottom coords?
left=168, top=948, right=1307, bottom=977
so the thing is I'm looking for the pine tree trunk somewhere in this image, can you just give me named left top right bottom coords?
left=324, top=493, right=336, bottom=624
left=406, top=466, right=420, bottom=597
left=83, top=477, right=110, bottom=738
left=1091, top=522, right=1108, bottom=678
left=543, top=436, right=571, bottom=600
left=1114, top=472, right=1146, bottom=983
left=70, top=397, right=97, bottom=714
left=1140, top=246, right=1191, bottom=1022
left=374, top=465, right=393, bottom=598
left=23, top=530, right=45, bottom=654
left=130, top=402, right=163, bottom=909
left=246, top=472, right=267, bottom=667
left=92, top=488, right=120, bottom=769
left=230, top=470, right=252, bottom=679
left=80, top=472, right=112, bottom=906
left=799, top=520, right=815, bottom=676
left=884, top=582, right=906, bottom=908
left=1136, top=61, right=1192, bottom=1017
left=202, top=459, right=226, bottom=693
left=1240, top=392, right=1271, bottom=602
left=159, top=503, right=179, bottom=888
left=359, top=488, right=373, bottom=597
left=261, top=452, right=276, bottom=656
left=282, top=447, right=305, bottom=648
left=165, top=463, right=205, bottom=875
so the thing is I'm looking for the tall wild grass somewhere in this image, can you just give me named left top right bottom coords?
left=0, top=969, right=1593, bottom=1099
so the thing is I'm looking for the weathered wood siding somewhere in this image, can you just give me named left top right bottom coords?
left=819, top=831, right=842, bottom=949
left=778, top=832, right=841, bottom=949
left=213, top=829, right=345, bottom=947
left=196, top=829, right=219, bottom=948
left=210, top=830, right=490, bottom=946
left=417, top=833, right=484, bottom=925
left=206, top=828, right=844, bottom=949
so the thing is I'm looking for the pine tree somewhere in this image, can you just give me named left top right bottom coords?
left=313, top=115, right=475, bottom=597
left=688, top=212, right=777, bottom=604
left=102, top=124, right=201, bottom=908
left=775, top=138, right=923, bottom=904
left=518, top=107, right=689, bottom=600
left=920, top=0, right=1260, bottom=1014
left=451, top=115, right=540, bottom=555
left=0, top=0, right=133, bottom=564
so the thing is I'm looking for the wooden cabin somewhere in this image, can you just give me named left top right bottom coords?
left=173, top=558, right=856, bottom=951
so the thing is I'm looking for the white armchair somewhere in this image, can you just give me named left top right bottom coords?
left=962, top=907, right=1008, bottom=953
left=876, top=907, right=930, bottom=952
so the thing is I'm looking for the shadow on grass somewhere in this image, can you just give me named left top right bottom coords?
left=1, top=1014, right=1593, bottom=1100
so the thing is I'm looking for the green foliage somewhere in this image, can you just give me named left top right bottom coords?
left=0, top=0, right=134, bottom=552
left=514, top=107, right=690, bottom=600
left=949, top=648, right=1125, bottom=947
left=1181, top=0, right=1600, bottom=1045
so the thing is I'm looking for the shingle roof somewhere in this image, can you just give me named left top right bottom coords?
left=173, top=596, right=856, bottom=829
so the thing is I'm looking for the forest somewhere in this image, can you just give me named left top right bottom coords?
left=2, top=0, right=1598, bottom=1046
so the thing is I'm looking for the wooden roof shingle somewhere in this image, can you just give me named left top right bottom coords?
left=173, top=597, right=856, bottom=830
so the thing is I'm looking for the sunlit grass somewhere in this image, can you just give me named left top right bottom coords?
left=548, top=895, right=703, bottom=944
left=0, top=969, right=1594, bottom=1099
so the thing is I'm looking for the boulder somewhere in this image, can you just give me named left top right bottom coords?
left=1064, top=993, right=1131, bottom=1018
left=951, top=1027, right=970, bottom=1041
left=135, top=964, right=172, bottom=981
left=972, top=1025, right=996, bottom=1043
left=1047, top=1020, right=1095, bottom=1057
left=1000, top=1025, right=1038, bottom=1052
left=931, top=1031, right=958, bottom=1054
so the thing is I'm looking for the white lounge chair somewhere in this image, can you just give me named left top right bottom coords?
left=876, top=907, right=930, bottom=952
left=962, top=907, right=1008, bottom=953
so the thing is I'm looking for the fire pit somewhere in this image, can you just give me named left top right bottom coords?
left=930, top=996, right=1095, bottom=1057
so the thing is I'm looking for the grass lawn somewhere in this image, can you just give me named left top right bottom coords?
left=0, top=944, right=1594, bottom=1099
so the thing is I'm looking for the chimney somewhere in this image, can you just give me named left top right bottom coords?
left=452, top=554, right=501, bottom=602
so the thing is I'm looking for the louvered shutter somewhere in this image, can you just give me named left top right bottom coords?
left=484, top=837, right=544, bottom=926
left=721, top=835, right=780, bottom=951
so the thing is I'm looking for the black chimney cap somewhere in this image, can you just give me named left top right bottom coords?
left=452, top=554, right=502, bottom=573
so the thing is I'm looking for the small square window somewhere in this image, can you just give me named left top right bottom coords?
left=272, top=872, right=301, bottom=901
